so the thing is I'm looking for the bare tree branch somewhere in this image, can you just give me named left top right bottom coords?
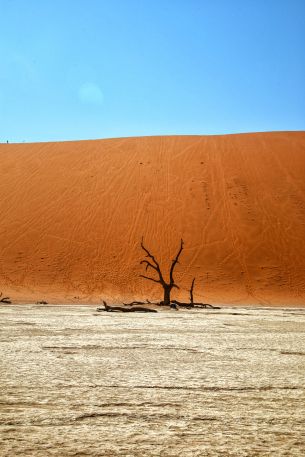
left=141, top=237, right=160, bottom=267
left=140, top=259, right=158, bottom=272
left=139, top=274, right=162, bottom=284
left=169, top=239, right=184, bottom=285
left=140, top=238, right=165, bottom=284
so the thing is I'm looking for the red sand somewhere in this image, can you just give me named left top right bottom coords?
left=0, top=132, right=305, bottom=306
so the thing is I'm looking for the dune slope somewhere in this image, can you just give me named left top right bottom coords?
left=0, top=132, right=305, bottom=305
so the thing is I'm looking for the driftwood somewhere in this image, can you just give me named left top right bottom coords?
left=0, top=292, right=11, bottom=304
left=97, top=301, right=157, bottom=313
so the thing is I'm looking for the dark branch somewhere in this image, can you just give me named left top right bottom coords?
left=140, top=259, right=158, bottom=272
left=140, top=238, right=165, bottom=283
left=141, top=238, right=159, bottom=267
left=169, top=239, right=184, bottom=286
left=139, top=274, right=162, bottom=284
left=190, top=277, right=195, bottom=304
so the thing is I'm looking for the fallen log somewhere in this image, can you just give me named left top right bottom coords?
left=193, top=303, right=221, bottom=309
left=171, top=300, right=193, bottom=309
left=97, top=301, right=157, bottom=313
left=129, top=306, right=158, bottom=313
left=170, top=300, right=220, bottom=309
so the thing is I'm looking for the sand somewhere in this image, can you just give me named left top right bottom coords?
left=0, top=131, right=304, bottom=305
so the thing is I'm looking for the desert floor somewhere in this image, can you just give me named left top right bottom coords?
left=1, top=304, right=305, bottom=456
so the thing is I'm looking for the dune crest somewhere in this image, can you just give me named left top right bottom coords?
left=0, top=131, right=305, bottom=305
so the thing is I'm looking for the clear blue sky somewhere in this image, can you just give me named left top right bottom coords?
left=0, top=0, right=304, bottom=142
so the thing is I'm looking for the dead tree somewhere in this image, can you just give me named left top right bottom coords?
left=140, top=238, right=184, bottom=306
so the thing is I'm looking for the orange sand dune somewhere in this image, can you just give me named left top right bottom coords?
left=0, top=132, right=305, bottom=306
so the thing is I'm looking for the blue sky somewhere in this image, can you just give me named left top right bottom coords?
left=0, top=0, right=304, bottom=143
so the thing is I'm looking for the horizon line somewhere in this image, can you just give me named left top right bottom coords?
left=1, top=129, right=305, bottom=146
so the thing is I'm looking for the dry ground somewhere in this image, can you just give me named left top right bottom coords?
left=1, top=304, right=305, bottom=456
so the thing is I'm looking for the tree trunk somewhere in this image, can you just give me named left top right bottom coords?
left=190, top=278, right=195, bottom=305
left=163, top=285, right=171, bottom=306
